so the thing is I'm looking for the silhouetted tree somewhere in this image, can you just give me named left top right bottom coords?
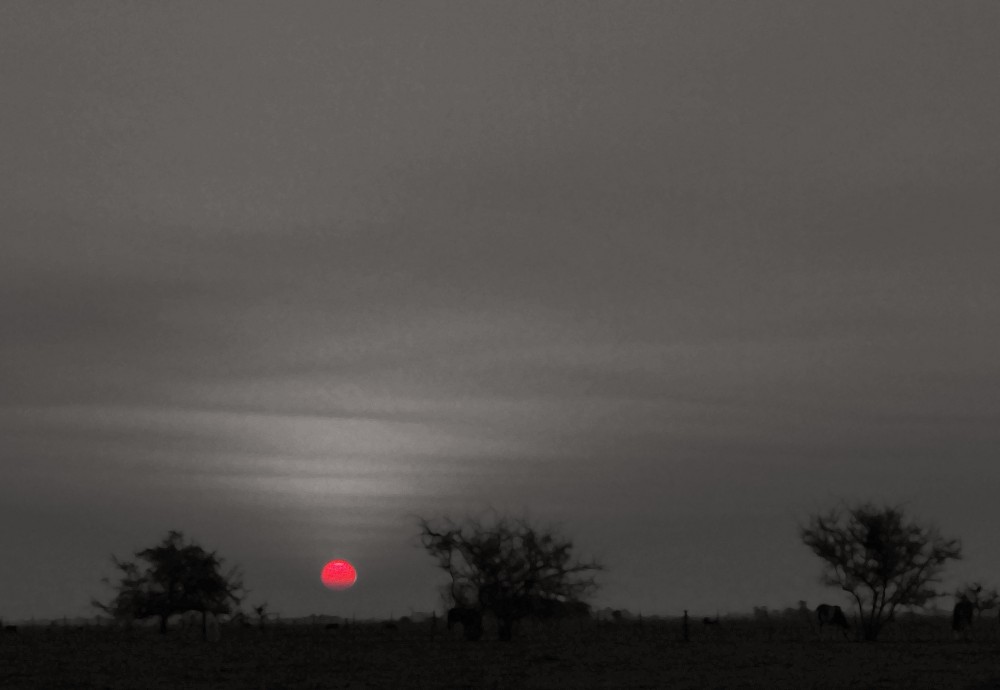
left=801, top=503, right=961, bottom=641
left=93, top=530, right=244, bottom=638
left=418, top=515, right=601, bottom=641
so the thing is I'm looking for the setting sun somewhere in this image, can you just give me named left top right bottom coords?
left=321, top=559, right=357, bottom=590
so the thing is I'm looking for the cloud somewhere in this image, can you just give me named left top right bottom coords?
left=2, top=1, right=1000, bottom=620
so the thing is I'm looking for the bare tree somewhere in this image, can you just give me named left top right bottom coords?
left=418, top=515, right=601, bottom=641
left=800, top=503, right=961, bottom=641
left=93, top=530, right=244, bottom=638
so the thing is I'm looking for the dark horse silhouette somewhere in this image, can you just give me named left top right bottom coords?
left=447, top=607, right=483, bottom=641
left=816, top=604, right=850, bottom=638
left=952, top=598, right=975, bottom=638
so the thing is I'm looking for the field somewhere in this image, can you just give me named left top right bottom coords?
left=3, top=617, right=1000, bottom=689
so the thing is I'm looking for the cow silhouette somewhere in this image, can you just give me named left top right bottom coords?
left=816, top=604, right=850, bottom=638
left=952, top=598, right=975, bottom=638
left=447, top=607, right=483, bottom=641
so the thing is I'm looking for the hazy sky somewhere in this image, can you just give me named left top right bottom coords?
left=3, top=2, right=999, bottom=622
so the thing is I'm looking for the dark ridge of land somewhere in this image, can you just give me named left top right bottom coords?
left=2, top=618, right=999, bottom=689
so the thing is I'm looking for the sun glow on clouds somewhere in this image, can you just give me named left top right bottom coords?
left=6, top=402, right=542, bottom=511
left=16, top=402, right=486, bottom=457
left=221, top=469, right=423, bottom=501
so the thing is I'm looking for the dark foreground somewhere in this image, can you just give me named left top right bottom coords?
left=2, top=618, right=1000, bottom=689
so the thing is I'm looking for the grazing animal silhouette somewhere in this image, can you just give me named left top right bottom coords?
left=952, top=598, right=975, bottom=637
left=447, top=607, right=483, bottom=641
left=816, top=604, right=850, bottom=638
left=702, top=616, right=719, bottom=626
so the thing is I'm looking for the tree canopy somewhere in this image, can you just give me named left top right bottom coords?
left=93, top=530, right=244, bottom=637
left=418, top=515, right=601, bottom=640
left=801, top=503, right=961, bottom=641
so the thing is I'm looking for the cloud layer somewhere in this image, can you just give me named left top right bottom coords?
left=2, top=1, right=999, bottom=620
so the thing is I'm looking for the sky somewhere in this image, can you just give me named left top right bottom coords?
left=2, top=1, right=999, bottom=622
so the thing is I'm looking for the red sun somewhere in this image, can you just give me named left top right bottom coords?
left=321, top=559, right=357, bottom=590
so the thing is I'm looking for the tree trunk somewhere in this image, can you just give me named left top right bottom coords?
left=158, top=615, right=168, bottom=634
left=201, top=611, right=208, bottom=641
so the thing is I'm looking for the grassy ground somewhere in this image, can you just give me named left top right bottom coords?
left=2, top=617, right=1000, bottom=689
